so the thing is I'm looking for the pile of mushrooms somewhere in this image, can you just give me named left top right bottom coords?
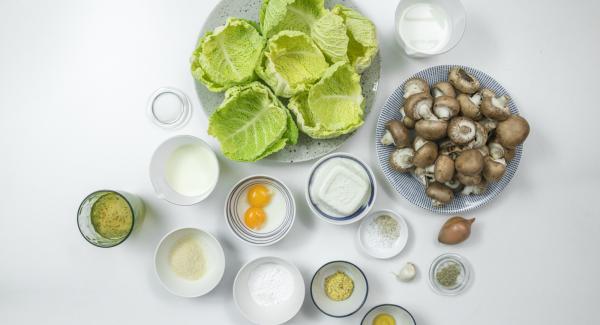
left=382, top=67, right=530, bottom=207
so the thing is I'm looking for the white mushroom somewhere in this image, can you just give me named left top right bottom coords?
left=413, top=165, right=435, bottom=186
left=433, top=95, right=461, bottom=120
left=457, top=93, right=482, bottom=120
left=448, top=117, right=477, bottom=145
left=390, top=148, right=415, bottom=172
left=413, top=141, right=439, bottom=168
left=455, top=149, right=484, bottom=176
left=403, top=78, right=430, bottom=98
left=467, top=122, right=488, bottom=149
left=449, top=67, right=480, bottom=94
left=483, top=156, right=507, bottom=182
left=426, top=182, right=454, bottom=207
left=432, top=82, right=456, bottom=98
left=488, top=140, right=505, bottom=160
left=462, top=180, right=488, bottom=195
left=415, top=119, right=448, bottom=141
left=381, top=120, right=410, bottom=148
left=496, top=115, right=530, bottom=149
left=404, top=93, right=435, bottom=120
left=481, top=92, right=511, bottom=121
left=434, top=155, right=455, bottom=183
left=399, top=106, right=415, bottom=129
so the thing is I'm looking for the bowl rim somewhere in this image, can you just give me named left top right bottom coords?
left=149, top=134, right=220, bottom=206
left=153, top=227, right=225, bottom=298
left=357, top=209, right=409, bottom=259
left=232, top=256, right=305, bottom=324
left=310, top=260, right=369, bottom=318
left=360, top=303, right=417, bottom=325
left=305, top=152, right=377, bottom=225
left=225, top=174, right=296, bottom=246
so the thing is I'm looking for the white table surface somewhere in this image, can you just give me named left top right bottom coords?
left=1, top=0, right=599, bottom=324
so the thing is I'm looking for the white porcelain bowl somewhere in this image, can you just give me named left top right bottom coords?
left=361, top=304, right=417, bottom=325
left=233, top=256, right=305, bottom=325
left=154, top=228, right=225, bottom=297
left=306, top=153, right=377, bottom=225
left=149, top=135, right=219, bottom=205
left=357, top=210, right=409, bottom=259
left=225, top=175, right=296, bottom=246
left=311, top=261, right=368, bottom=318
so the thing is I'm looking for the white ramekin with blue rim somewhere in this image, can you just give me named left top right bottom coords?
left=305, top=152, right=377, bottom=225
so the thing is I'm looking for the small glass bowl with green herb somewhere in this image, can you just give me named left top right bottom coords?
left=429, top=253, right=471, bottom=295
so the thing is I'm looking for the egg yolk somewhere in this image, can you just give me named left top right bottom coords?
left=244, top=207, right=267, bottom=230
left=247, top=184, right=271, bottom=208
left=373, top=313, right=396, bottom=325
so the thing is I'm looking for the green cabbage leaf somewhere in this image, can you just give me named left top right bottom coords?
left=208, top=82, right=294, bottom=161
left=256, top=30, right=329, bottom=98
left=191, top=18, right=265, bottom=92
left=288, top=62, right=364, bottom=139
left=332, top=4, right=378, bottom=72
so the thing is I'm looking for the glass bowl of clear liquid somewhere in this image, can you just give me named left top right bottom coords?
left=394, top=0, right=466, bottom=58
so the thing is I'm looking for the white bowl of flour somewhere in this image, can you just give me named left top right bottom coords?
left=233, top=256, right=305, bottom=325
left=154, top=228, right=225, bottom=297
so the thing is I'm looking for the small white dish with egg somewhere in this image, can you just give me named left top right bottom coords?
left=306, top=153, right=376, bottom=225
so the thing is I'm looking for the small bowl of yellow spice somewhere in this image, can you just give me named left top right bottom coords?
left=154, top=228, right=225, bottom=297
left=310, top=261, right=368, bottom=318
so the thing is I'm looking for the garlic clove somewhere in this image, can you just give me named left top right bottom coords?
left=394, top=262, right=417, bottom=282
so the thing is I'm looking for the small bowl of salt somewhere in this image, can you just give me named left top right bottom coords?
left=357, top=210, right=409, bottom=259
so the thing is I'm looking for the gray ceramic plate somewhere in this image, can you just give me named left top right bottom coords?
left=376, top=65, right=523, bottom=214
left=194, top=0, right=381, bottom=163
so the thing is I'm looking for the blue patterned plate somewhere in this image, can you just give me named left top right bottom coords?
left=375, top=65, right=523, bottom=214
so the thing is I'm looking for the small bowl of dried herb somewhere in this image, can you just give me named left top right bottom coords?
left=428, top=253, right=471, bottom=295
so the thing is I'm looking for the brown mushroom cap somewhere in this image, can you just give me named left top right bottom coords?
left=467, top=122, right=488, bottom=149
left=426, top=182, right=454, bottom=206
left=403, top=78, right=430, bottom=98
left=432, top=82, right=456, bottom=98
left=434, top=155, right=455, bottom=183
left=505, top=147, right=516, bottom=161
left=413, top=142, right=439, bottom=168
left=415, top=119, right=448, bottom=141
left=481, top=94, right=511, bottom=121
left=404, top=92, right=434, bottom=120
left=496, top=115, right=530, bottom=149
left=448, top=116, right=477, bottom=145
left=455, top=149, right=484, bottom=176
left=389, top=148, right=415, bottom=172
left=433, top=95, right=461, bottom=120
left=403, top=116, right=415, bottom=129
left=384, top=120, right=410, bottom=148
left=457, top=93, right=482, bottom=120
left=456, top=173, right=483, bottom=186
left=483, top=157, right=507, bottom=182
left=449, top=67, right=480, bottom=94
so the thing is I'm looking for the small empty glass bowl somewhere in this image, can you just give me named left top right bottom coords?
left=394, top=0, right=466, bottom=58
left=429, top=253, right=472, bottom=295
left=147, top=87, right=192, bottom=129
